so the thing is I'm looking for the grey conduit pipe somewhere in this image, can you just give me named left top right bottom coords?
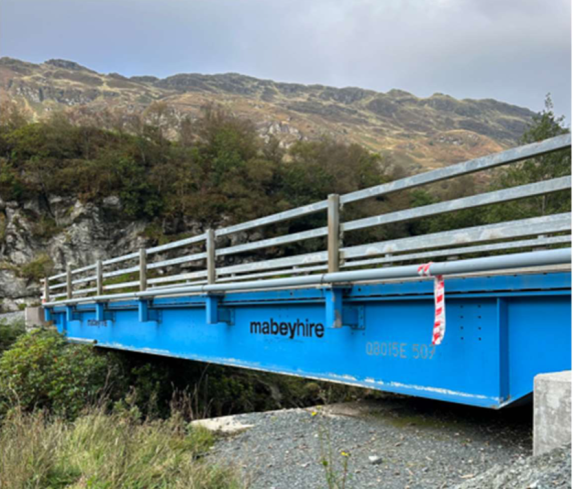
left=43, top=248, right=571, bottom=308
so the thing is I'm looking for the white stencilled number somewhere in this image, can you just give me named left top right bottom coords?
left=368, top=341, right=437, bottom=360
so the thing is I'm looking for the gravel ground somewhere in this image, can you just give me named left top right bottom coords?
left=0, top=311, right=24, bottom=324
left=210, top=396, right=534, bottom=489
left=454, top=444, right=571, bottom=489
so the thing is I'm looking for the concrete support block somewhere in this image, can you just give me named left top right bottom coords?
left=25, top=306, right=48, bottom=329
left=534, top=370, right=571, bottom=456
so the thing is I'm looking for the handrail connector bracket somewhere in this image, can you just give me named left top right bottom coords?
left=94, top=302, right=115, bottom=323
left=323, top=286, right=365, bottom=330
left=66, top=305, right=81, bottom=322
left=205, top=294, right=234, bottom=325
left=44, top=306, right=54, bottom=323
left=138, top=299, right=160, bottom=324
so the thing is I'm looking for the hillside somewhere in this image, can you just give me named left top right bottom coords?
left=0, top=57, right=535, bottom=172
left=0, top=57, right=549, bottom=312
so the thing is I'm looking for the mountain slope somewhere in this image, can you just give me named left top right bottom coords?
left=0, top=57, right=534, bottom=171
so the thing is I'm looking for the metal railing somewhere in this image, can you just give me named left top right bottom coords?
left=42, top=134, right=572, bottom=306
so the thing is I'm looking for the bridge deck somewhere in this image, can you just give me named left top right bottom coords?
left=48, top=269, right=571, bottom=409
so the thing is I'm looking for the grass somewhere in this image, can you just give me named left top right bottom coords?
left=0, top=407, right=242, bottom=489
left=19, top=254, right=54, bottom=282
left=310, top=409, right=351, bottom=489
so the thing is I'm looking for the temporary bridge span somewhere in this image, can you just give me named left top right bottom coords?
left=42, top=134, right=572, bottom=408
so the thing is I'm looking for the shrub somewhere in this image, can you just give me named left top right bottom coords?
left=0, top=318, right=26, bottom=354
left=0, top=328, right=117, bottom=418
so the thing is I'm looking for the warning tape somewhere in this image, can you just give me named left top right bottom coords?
left=417, top=262, right=445, bottom=346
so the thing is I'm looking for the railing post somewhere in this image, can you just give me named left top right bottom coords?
left=139, top=248, right=147, bottom=292
left=533, top=234, right=548, bottom=252
left=206, top=229, right=216, bottom=284
left=66, top=265, right=72, bottom=300
left=327, top=194, right=341, bottom=273
left=96, top=259, right=103, bottom=296
left=43, top=278, right=50, bottom=303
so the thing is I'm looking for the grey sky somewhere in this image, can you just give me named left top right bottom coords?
left=1, top=0, right=571, bottom=121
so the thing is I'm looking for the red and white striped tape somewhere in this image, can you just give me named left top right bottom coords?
left=417, top=262, right=445, bottom=346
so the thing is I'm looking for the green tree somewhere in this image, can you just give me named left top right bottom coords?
left=486, top=94, right=570, bottom=222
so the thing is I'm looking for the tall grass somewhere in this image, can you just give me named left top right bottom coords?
left=0, top=407, right=242, bottom=489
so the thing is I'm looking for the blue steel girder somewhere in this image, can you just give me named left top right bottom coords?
left=45, top=271, right=571, bottom=409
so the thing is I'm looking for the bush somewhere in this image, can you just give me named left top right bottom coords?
left=0, top=408, right=239, bottom=489
left=0, top=327, right=361, bottom=422
left=0, top=318, right=26, bottom=354
left=0, top=329, right=118, bottom=419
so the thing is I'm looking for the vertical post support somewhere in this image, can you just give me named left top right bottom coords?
left=139, top=248, right=147, bottom=292
left=43, top=277, right=50, bottom=303
left=325, top=287, right=344, bottom=329
left=44, top=307, right=53, bottom=323
left=206, top=229, right=216, bottom=285
left=206, top=295, right=219, bottom=324
left=96, top=259, right=103, bottom=296
left=66, top=305, right=76, bottom=322
left=497, top=298, right=510, bottom=402
left=95, top=302, right=105, bottom=322
left=66, top=265, right=72, bottom=300
left=327, top=194, right=341, bottom=273
left=205, top=294, right=233, bottom=325
left=138, top=300, right=149, bottom=323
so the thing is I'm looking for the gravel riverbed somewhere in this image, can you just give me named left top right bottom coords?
left=209, top=396, right=537, bottom=489
left=454, top=444, right=571, bottom=489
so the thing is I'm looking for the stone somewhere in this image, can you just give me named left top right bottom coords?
left=533, top=370, right=571, bottom=456
left=368, top=455, right=383, bottom=465
left=190, top=415, right=253, bottom=435
left=102, top=195, right=122, bottom=209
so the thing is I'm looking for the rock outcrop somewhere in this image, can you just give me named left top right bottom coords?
left=0, top=195, right=149, bottom=311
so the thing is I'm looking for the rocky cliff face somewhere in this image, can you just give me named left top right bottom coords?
left=0, top=194, right=150, bottom=310
left=0, top=194, right=255, bottom=311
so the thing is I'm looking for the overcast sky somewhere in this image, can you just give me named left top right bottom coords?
left=1, top=0, right=571, bottom=121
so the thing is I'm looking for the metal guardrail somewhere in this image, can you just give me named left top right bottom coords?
left=42, top=134, right=572, bottom=306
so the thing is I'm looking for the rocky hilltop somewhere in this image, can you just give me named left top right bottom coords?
left=0, top=57, right=534, bottom=172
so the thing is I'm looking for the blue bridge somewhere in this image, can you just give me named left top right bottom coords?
left=42, top=135, right=572, bottom=409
